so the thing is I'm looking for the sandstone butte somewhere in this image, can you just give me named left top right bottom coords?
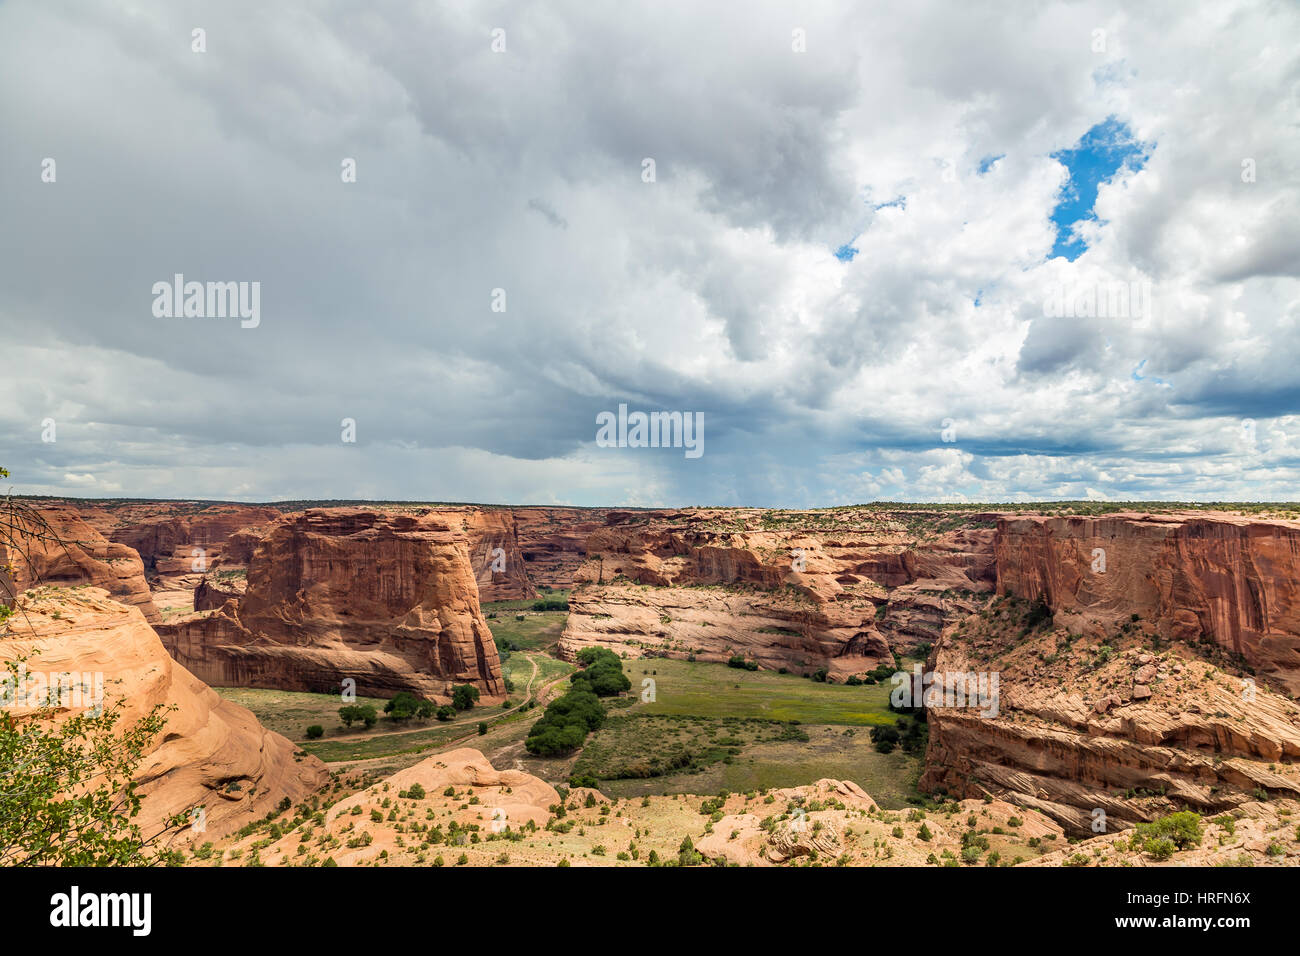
left=157, top=508, right=507, bottom=702
left=0, top=587, right=326, bottom=842
left=56, top=499, right=612, bottom=610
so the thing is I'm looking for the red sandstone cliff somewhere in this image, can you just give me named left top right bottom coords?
left=1, top=588, right=326, bottom=841
left=559, top=509, right=995, bottom=677
left=511, top=507, right=612, bottom=591
left=109, top=504, right=280, bottom=577
left=919, top=511, right=1300, bottom=832
left=995, top=512, right=1300, bottom=694
left=4, top=505, right=161, bottom=624
left=158, top=509, right=504, bottom=701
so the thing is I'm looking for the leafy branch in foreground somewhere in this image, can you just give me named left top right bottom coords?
left=1, top=465, right=76, bottom=636
left=0, top=466, right=186, bottom=864
left=0, top=656, right=184, bottom=866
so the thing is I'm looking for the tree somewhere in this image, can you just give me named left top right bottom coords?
left=0, top=471, right=185, bottom=865
left=869, top=724, right=901, bottom=754
left=0, top=658, right=183, bottom=865
left=305, top=725, right=324, bottom=739
left=339, top=704, right=377, bottom=729
left=451, top=684, right=480, bottom=711
left=385, top=692, right=422, bottom=722
left=477, top=721, right=488, bottom=736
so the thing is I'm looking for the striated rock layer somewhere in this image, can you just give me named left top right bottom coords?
left=559, top=509, right=996, bottom=678
left=920, top=603, right=1300, bottom=834
left=1, top=588, right=326, bottom=841
left=158, top=509, right=504, bottom=702
left=3, top=505, right=162, bottom=623
left=108, top=504, right=281, bottom=577
left=453, top=508, right=537, bottom=603
left=511, top=507, right=612, bottom=591
left=995, top=512, right=1300, bottom=694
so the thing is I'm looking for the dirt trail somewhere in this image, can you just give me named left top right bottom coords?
left=326, top=656, right=572, bottom=770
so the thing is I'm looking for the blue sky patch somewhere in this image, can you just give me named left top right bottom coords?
left=977, top=154, right=1004, bottom=175
left=834, top=243, right=858, bottom=262
left=1049, top=117, right=1151, bottom=261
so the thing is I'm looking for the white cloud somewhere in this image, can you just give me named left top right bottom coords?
left=0, top=0, right=1297, bottom=505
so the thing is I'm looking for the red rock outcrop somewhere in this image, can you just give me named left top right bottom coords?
left=193, top=575, right=245, bottom=611
left=511, top=507, right=612, bottom=591
left=559, top=509, right=995, bottom=678
left=919, top=587, right=1300, bottom=834
left=0, top=588, right=326, bottom=841
left=456, top=508, right=536, bottom=603
left=108, top=504, right=280, bottom=576
left=158, top=509, right=504, bottom=702
left=996, top=512, right=1300, bottom=694
left=3, top=505, right=161, bottom=623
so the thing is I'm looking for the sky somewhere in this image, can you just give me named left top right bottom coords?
left=1, top=0, right=1298, bottom=507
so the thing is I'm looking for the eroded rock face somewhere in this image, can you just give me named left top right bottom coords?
left=4, top=505, right=161, bottom=624
left=919, top=589, right=1300, bottom=835
left=559, top=510, right=995, bottom=678
left=456, top=508, right=537, bottom=603
left=108, top=505, right=280, bottom=577
left=158, top=509, right=504, bottom=702
left=193, top=576, right=245, bottom=611
left=0, top=589, right=326, bottom=841
left=511, top=507, right=612, bottom=591
left=996, top=512, right=1300, bottom=694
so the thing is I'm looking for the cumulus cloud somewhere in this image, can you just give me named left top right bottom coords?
left=0, top=0, right=1297, bottom=506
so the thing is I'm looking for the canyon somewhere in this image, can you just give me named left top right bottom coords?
left=7, top=496, right=1300, bottom=863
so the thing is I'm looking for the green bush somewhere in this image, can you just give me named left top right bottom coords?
left=452, top=685, right=481, bottom=711
left=526, top=650, right=629, bottom=756
left=869, top=724, right=901, bottom=754
left=385, top=692, right=434, bottom=722
left=1134, top=811, right=1203, bottom=858
left=339, top=704, right=378, bottom=729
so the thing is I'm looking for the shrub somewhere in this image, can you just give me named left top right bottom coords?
left=385, top=691, right=426, bottom=721
left=452, top=685, right=481, bottom=711
left=339, top=704, right=378, bottom=729
left=526, top=651, right=629, bottom=756
left=1134, top=811, right=1203, bottom=858
left=305, top=725, right=324, bottom=740
left=869, top=724, right=901, bottom=755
